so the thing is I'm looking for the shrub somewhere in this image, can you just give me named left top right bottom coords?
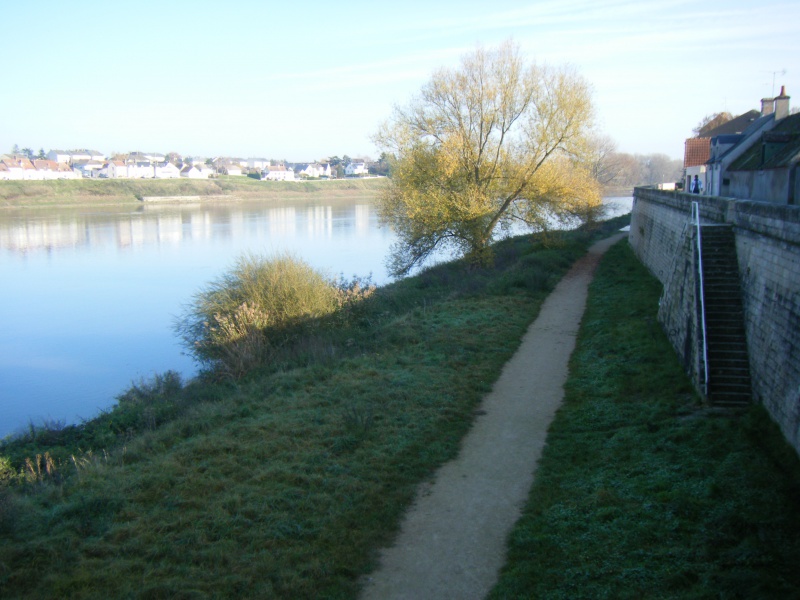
left=175, top=252, right=347, bottom=376
left=0, top=457, right=15, bottom=486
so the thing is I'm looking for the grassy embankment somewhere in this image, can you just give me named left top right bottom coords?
left=0, top=176, right=387, bottom=208
left=491, top=241, right=800, bottom=599
left=2, top=214, right=799, bottom=598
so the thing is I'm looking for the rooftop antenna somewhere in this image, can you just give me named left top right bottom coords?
left=764, top=69, right=787, bottom=96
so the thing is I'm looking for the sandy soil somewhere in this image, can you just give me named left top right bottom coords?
left=359, top=233, right=628, bottom=600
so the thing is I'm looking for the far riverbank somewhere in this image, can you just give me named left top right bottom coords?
left=0, top=176, right=389, bottom=208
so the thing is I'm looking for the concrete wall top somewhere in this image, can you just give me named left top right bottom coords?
left=634, top=187, right=800, bottom=246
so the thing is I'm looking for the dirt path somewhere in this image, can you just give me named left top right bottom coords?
left=359, top=233, right=628, bottom=600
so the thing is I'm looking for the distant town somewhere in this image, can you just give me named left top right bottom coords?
left=0, top=148, right=390, bottom=181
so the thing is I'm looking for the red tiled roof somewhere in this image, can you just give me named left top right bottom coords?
left=684, top=138, right=710, bottom=168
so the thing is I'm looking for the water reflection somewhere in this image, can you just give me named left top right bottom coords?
left=0, top=198, right=394, bottom=438
left=0, top=200, right=376, bottom=255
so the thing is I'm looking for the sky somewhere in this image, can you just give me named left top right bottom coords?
left=1, top=0, right=798, bottom=162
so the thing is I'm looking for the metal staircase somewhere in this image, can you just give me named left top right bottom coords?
left=697, top=224, right=753, bottom=407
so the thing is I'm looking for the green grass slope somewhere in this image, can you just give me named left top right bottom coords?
left=0, top=177, right=387, bottom=207
left=490, top=241, right=800, bottom=599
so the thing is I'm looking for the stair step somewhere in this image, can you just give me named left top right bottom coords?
left=711, top=386, right=752, bottom=394
left=698, top=225, right=751, bottom=408
left=711, top=399, right=751, bottom=408
left=707, top=335, right=748, bottom=343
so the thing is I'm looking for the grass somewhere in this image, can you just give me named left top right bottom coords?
left=0, top=176, right=387, bottom=207
left=0, top=218, right=618, bottom=598
left=489, top=241, right=800, bottom=599
left=2, top=214, right=798, bottom=598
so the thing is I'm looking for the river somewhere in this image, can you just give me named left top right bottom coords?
left=0, top=195, right=631, bottom=438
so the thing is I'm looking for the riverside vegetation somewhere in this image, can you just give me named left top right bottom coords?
left=2, top=214, right=799, bottom=597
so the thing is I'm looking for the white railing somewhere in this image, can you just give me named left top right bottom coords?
left=692, top=201, right=709, bottom=397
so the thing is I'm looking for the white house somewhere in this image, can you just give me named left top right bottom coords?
left=38, top=160, right=80, bottom=179
left=295, top=163, right=332, bottom=178
left=155, top=161, right=181, bottom=179
left=73, top=159, right=105, bottom=178
left=0, top=157, right=79, bottom=180
left=47, top=150, right=71, bottom=164
left=345, top=162, right=368, bottom=176
left=180, top=165, right=204, bottom=179
left=131, top=162, right=150, bottom=178
left=4, top=157, right=36, bottom=179
left=107, top=160, right=128, bottom=178
left=247, top=158, right=270, bottom=170
left=263, top=165, right=295, bottom=181
left=0, top=158, right=25, bottom=179
left=66, top=149, right=105, bottom=164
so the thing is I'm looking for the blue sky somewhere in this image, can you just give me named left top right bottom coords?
left=1, top=0, right=797, bottom=161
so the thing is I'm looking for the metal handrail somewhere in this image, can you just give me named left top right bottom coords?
left=692, top=201, right=709, bottom=397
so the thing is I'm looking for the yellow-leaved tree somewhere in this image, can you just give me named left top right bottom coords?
left=374, top=40, right=602, bottom=276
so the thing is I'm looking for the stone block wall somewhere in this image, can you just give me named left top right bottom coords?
left=629, top=187, right=800, bottom=454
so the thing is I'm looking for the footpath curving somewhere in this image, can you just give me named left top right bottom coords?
left=359, top=233, right=628, bottom=600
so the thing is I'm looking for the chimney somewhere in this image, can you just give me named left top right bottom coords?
left=761, top=96, right=775, bottom=116
left=775, top=85, right=790, bottom=120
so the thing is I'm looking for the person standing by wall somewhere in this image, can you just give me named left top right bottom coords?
left=691, top=175, right=703, bottom=194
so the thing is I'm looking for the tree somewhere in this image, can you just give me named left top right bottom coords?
left=635, top=153, right=683, bottom=185
left=584, top=134, right=623, bottom=186
left=374, top=41, right=601, bottom=276
left=37, top=148, right=46, bottom=159
left=369, top=152, right=393, bottom=176
left=166, top=151, right=182, bottom=166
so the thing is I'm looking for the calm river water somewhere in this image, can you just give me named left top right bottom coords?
left=0, top=195, right=631, bottom=438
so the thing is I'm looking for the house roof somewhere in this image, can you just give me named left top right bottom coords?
left=68, top=149, right=103, bottom=156
left=728, top=112, right=800, bottom=171
left=701, top=110, right=761, bottom=137
left=33, top=159, right=60, bottom=171
left=684, top=138, right=710, bottom=167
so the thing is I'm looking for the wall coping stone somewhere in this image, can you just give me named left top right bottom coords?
left=634, top=186, right=800, bottom=246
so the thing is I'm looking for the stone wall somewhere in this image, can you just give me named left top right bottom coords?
left=629, top=187, right=800, bottom=453
left=728, top=167, right=798, bottom=204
